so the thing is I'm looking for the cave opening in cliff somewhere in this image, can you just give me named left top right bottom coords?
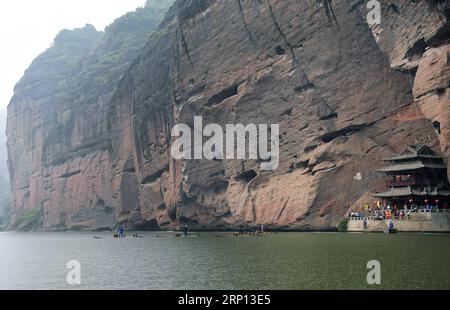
left=304, top=144, right=319, bottom=153
left=275, top=45, right=286, bottom=55
left=135, top=219, right=160, bottom=231
left=319, top=124, right=367, bottom=143
left=433, top=121, right=441, bottom=135
left=207, top=84, right=239, bottom=106
left=406, top=38, right=426, bottom=60
left=213, top=181, right=229, bottom=194
left=436, top=88, right=445, bottom=96
left=319, top=112, right=338, bottom=120
left=294, top=82, right=315, bottom=93
left=295, top=160, right=310, bottom=169
left=280, top=108, right=293, bottom=117
left=318, top=102, right=338, bottom=120
left=235, top=169, right=257, bottom=183
left=140, top=165, right=169, bottom=185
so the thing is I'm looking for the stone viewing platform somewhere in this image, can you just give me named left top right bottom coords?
left=347, top=210, right=450, bottom=232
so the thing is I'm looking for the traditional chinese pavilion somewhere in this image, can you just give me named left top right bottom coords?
left=373, top=144, right=450, bottom=208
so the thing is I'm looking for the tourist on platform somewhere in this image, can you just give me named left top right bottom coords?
left=388, top=219, right=394, bottom=231
left=435, top=200, right=440, bottom=210
left=424, top=199, right=430, bottom=212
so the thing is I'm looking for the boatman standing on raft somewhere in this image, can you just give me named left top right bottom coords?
left=117, top=225, right=125, bottom=238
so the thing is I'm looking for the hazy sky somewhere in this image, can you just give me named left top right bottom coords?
left=0, top=0, right=146, bottom=110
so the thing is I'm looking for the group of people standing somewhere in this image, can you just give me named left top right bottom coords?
left=350, top=199, right=449, bottom=221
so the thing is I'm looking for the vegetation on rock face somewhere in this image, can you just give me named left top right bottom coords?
left=0, top=200, right=10, bottom=231
left=79, top=1, right=176, bottom=104
left=9, top=206, right=44, bottom=232
left=337, top=218, right=349, bottom=232
left=13, top=0, right=176, bottom=167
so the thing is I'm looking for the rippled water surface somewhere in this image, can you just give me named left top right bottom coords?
left=0, top=232, right=449, bottom=289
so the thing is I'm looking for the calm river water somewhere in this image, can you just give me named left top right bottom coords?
left=0, top=232, right=449, bottom=290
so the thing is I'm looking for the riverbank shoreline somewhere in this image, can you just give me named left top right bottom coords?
left=2, top=229, right=450, bottom=234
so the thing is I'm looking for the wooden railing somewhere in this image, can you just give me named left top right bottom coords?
left=348, top=209, right=450, bottom=221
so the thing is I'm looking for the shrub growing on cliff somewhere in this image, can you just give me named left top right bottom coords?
left=9, top=205, right=44, bottom=232
left=0, top=199, right=11, bottom=231
left=337, top=218, right=349, bottom=232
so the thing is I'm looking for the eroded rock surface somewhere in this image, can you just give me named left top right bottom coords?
left=7, top=0, right=450, bottom=230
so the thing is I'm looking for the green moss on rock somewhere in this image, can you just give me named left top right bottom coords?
left=10, top=206, right=44, bottom=232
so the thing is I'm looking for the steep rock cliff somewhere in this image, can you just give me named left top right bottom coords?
left=7, top=1, right=174, bottom=230
left=109, top=0, right=449, bottom=230
left=7, top=0, right=450, bottom=231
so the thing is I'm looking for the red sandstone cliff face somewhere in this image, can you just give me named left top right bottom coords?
left=7, top=0, right=450, bottom=231
left=6, top=2, right=174, bottom=230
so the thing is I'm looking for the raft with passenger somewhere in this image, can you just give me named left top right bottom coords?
left=113, top=233, right=144, bottom=238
